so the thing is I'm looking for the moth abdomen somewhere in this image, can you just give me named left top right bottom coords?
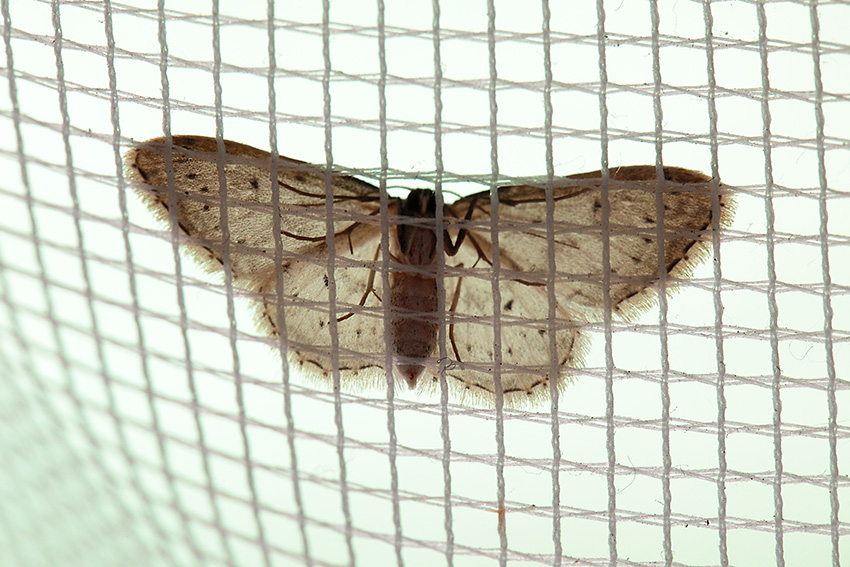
left=390, top=272, right=439, bottom=389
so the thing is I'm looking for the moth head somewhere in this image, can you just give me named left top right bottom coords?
left=400, top=189, right=437, bottom=218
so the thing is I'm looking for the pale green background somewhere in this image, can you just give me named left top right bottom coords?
left=0, top=0, right=847, bottom=566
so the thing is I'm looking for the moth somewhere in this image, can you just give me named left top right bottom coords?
left=125, top=136, right=733, bottom=407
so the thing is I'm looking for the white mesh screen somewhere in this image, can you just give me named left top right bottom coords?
left=0, top=1, right=848, bottom=566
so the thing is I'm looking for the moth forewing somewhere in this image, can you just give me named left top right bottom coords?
left=124, top=136, right=733, bottom=408
left=457, top=167, right=733, bottom=326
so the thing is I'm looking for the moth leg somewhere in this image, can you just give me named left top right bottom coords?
left=447, top=267, right=465, bottom=362
left=337, top=244, right=382, bottom=322
left=282, top=222, right=360, bottom=254
left=444, top=196, right=479, bottom=256
left=458, top=231, right=492, bottom=268
left=465, top=230, right=544, bottom=288
left=277, top=179, right=381, bottom=204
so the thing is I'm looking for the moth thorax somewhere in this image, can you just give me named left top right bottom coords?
left=396, top=189, right=439, bottom=266
left=396, top=225, right=438, bottom=266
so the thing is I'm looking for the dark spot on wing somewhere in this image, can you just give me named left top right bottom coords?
left=133, top=159, right=149, bottom=181
left=567, top=289, right=590, bottom=303
left=203, top=205, right=210, bottom=211
left=186, top=173, right=197, bottom=180
left=323, top=274, right=329, bottom=287
left=200, top=186, right=209, bottom=193
left=201, top=245, right=224, bottom=266
left=250, top=178, right=259, bottom=190
left=619, top=289, right=641, bottom=303
left=504, top=299, right=513, bottom=311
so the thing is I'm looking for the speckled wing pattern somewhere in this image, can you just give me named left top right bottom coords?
left=125, top=136, right=391, bottom=382
left=444, top=166, right=733, bottom=401
left=125, top=136, right=732, bottom=407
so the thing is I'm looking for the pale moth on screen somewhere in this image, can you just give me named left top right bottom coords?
left=125, top=136, right=733, bottom=407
